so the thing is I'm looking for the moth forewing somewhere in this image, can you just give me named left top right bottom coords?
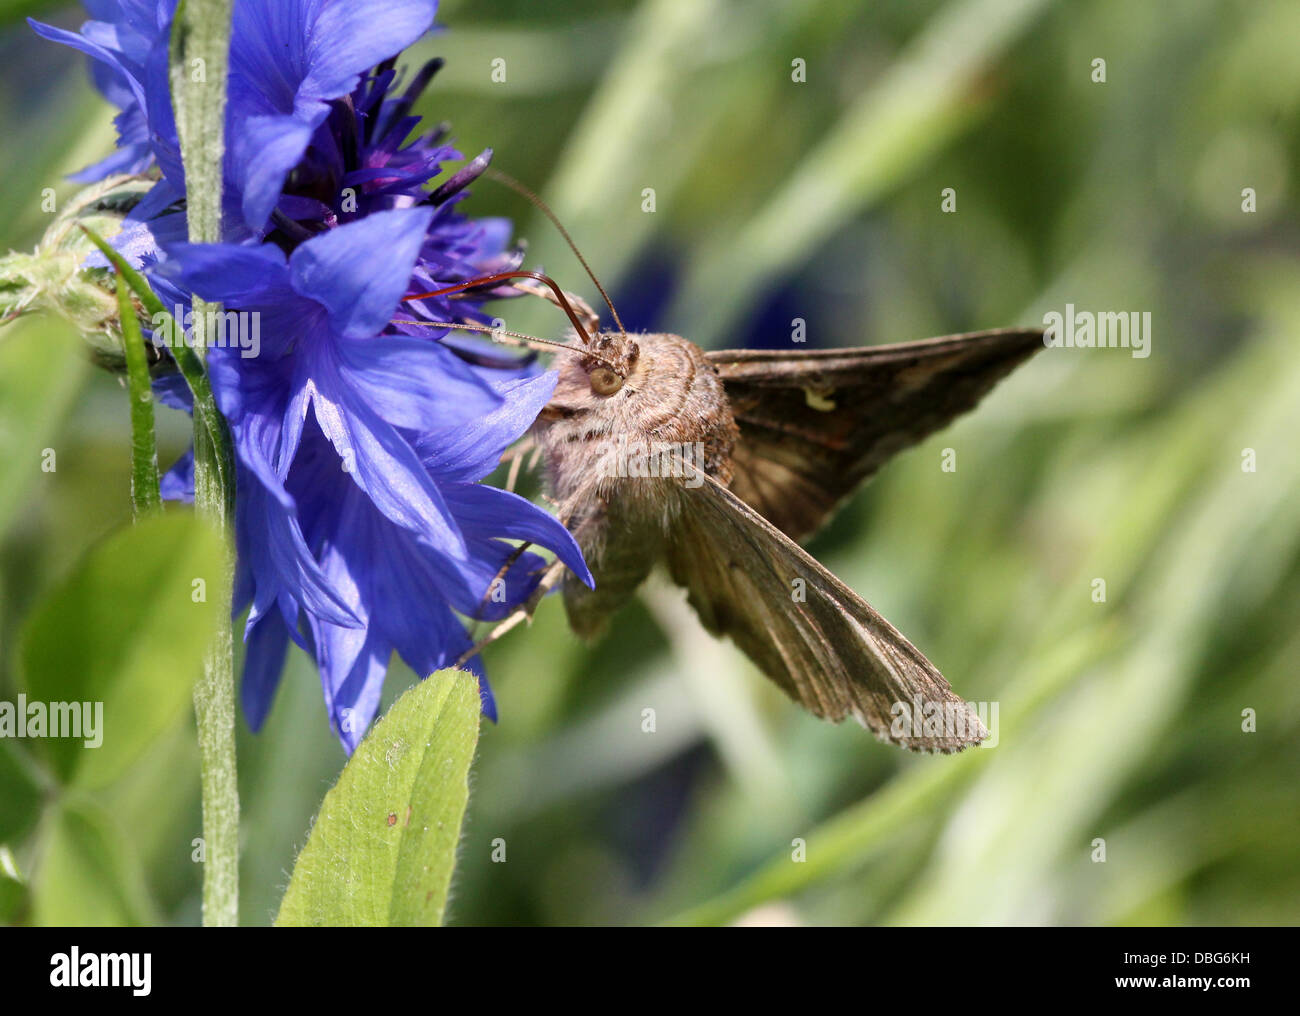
left=707, top=328, right=1045, bottom=542
left=663, top=471, right=988, bottom=752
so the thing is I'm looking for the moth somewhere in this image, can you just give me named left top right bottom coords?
left=404, top=175, right=1043, bottom=753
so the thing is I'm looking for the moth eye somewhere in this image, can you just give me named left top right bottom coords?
left=589, top=367, right=624, bottom=396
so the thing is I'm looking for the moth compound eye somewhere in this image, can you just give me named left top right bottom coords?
left=589, top=367, right=624, bottom=396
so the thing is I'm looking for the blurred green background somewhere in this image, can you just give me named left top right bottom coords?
left=2, top=0, right=1298, bottom=926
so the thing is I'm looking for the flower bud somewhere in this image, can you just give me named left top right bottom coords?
left=0, top=174, right=156, bottom=372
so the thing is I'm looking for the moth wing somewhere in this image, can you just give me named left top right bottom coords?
left=707, top=328, right=1044, bottom=542
left=664, top=473, right=987, bottom=752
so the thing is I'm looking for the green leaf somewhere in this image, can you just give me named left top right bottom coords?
left=17, top=512, right=224, bottom=788
left=0, top=741, right=43, bottom=844
left=31, top=801, right=155, bottom=927
left=276, top=670, right=482, bottom=927
left=0, top=846, right=28, bottom=924
left=0, top=320, right=85, bottom=534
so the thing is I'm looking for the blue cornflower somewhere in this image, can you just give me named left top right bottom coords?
left=34, top=2, right=592, bottom=750
left=155, top=209, right=591, bottom=750
left=224, top=0, right=441, bottom=232
left=37, top=2, right=512, bottom=331
left=33, top=0, right=443, bottom=234
left=29, top=1, right=173, bottom=183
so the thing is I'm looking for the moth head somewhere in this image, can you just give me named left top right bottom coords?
left=583, top=332, right=639, bottom=397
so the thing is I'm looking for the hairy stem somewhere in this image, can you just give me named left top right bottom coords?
left=171, top=0, right=238, bottom=928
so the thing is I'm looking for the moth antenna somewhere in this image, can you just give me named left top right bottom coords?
left=404, top=269, right=596, bottom=346
left=483, top=167, right=628, bottom=339
left=395, top=318, right=626, bottom=375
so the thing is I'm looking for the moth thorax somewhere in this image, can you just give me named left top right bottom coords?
left=622, top=333, right=738, bottom=485
left=539, top=332, right=739, bottom=499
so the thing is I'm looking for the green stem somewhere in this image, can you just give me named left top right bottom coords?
left=171, top=0, right=238, bottom=928
left=190, top=387, right=238, bottom=929
left=114, top=271, right=161, bottom=519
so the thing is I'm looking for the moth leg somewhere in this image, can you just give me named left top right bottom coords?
left=505, top=454, right=525, bottom=494
left=454, top=479, right=602, bottom=666
left=470, top=541, right=536, bottom=621
left=498, top=436, right=535, bottom=493
left=454, top=557, right=567, bottom=667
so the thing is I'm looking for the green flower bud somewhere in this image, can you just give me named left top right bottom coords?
left=0, top=174, right=160, bottom=372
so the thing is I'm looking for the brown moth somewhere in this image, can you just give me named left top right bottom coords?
left=531, top=320, right=1041, bottom=753
left=403, top=178, right=1042, bottom=753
